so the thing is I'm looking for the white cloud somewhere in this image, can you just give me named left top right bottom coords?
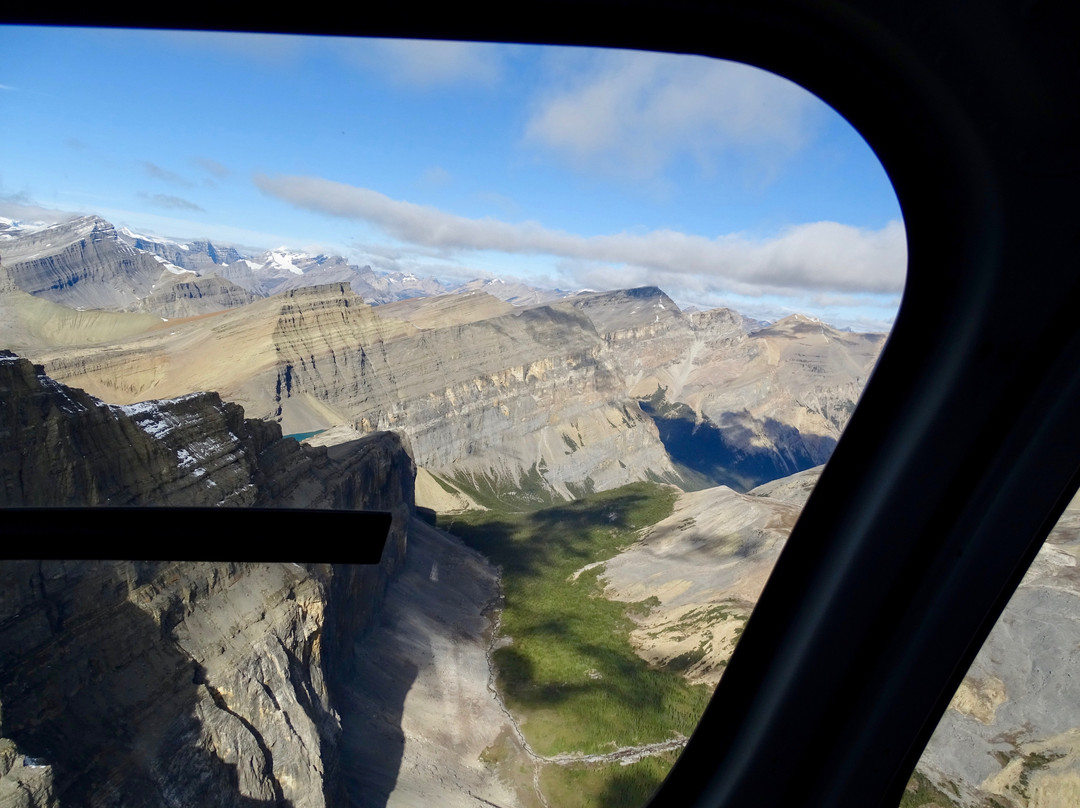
left=255, top=173, right=906, bottom=295
left=336, top=38, right=504, bottom=88
left=0, top=197, right=77, bottom=224
left=421, top=166, right=453, bottom=186
left=141, top=161, right=194, bottom=188
left=523, top=50, right=820, bottom=181
left=193, top=157, right=230, bottom=180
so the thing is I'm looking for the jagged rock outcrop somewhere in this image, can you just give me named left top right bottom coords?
left=0, top=354, right=416, bottom=807
left=118, top=229, right=243, bottom=273
left=0, top=737, right=56, bottom=808
left=0, top=350, right=412, bottom=511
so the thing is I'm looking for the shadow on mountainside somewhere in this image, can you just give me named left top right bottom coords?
left=333, top=540, right=426, bottom=808
left=334, top=517, right=510, bottom=808
left=444, top=485, right=708, bottom=759
left=445, top=490, right=653, bottom=582
left=597, top=765, right=665, bottom=808
left=0, top=561, right=294, bottom=808
left=639, top=400, right=836, bottom=492
left=335, top=655, right=418, bottom=808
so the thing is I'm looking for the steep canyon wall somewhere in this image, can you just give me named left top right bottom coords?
left=0, top=355, right=416, bottom=807
left=31, top=283, right=884, bottom=500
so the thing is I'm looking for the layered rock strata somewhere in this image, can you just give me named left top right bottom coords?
left=1, top=217, right=167, bottom=311
left=2, top=217, right=258, bottom=318
left=125, top=274, right=259, bottom=319
left=0, top=354, right=416, bottom=807
left=18, top=279, right=884, bottom=502
left=34, top=284, right=683, bottom=500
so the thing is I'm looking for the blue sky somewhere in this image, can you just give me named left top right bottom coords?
left=0, top=26, right=905, bottom=330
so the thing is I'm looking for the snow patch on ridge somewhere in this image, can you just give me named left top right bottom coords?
left=151, top=254, right=197, bottom=275
left=119, top=226, right=191, bottom=250
left=268, top=250, right=307, bottom=275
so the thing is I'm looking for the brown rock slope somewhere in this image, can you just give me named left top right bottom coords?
left=29, top=284, right=682, bottom=501
left=10, top=280, right=884, bottom=502
left=600, top=468, right=815, bottom=686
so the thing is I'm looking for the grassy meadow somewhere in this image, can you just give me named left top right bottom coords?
left=439, top=478, right=963, bottom=808
left=439, top=481, right=713, bottom=807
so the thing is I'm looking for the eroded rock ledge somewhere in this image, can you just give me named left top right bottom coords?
left=0, top=352, right=416, bottom=807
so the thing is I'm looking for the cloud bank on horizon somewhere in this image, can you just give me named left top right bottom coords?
left=255, top=173, right=905, bottom=296
left=0, top=29, right=904, bottom=330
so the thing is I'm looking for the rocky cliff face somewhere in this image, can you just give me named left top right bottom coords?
left=0, top=354, right=416, bottom=807
left=125, top=274, right=259, bottom=320
left=20, top=278, right=883, bottom=502
left=33, top=284, right=683, bottom=501
left=118, top=230, right=243, bottom=274
left=264, top=286, right=678, bottom=499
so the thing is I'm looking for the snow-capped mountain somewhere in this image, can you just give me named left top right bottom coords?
left=118, top=227, right=242, bottom=273
left=1, top=216, right=254, bottom=316
left=0, top=216, right=53, bottom=242
left=2, top=213, right=575, bottom=315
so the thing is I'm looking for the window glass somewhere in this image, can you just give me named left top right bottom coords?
left=0, top=29, right=905, bottom=808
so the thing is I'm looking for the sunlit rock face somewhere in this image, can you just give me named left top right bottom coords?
left=28, top=281, right=884, bottom=501
left=33, top=284, right=682, bottom=501
left=0, top=355, right=416, bottom=808
left=262, top=287, right=680, bottom=498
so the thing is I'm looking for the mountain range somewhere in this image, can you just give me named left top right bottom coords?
left=2, top=211, right=1077, bottom=808
left=0, top=214, right=885, bottom=505
left=0, top=215, right=575, bottom=319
